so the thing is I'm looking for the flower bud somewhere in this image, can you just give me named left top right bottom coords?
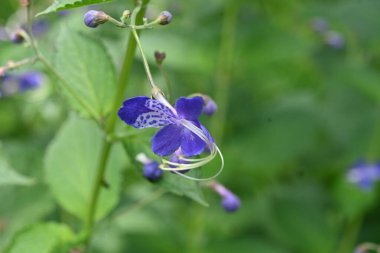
left=221, top=193, right=241, bottom=212
left=202, top=95, right=217, bottom=116
left=136, top=153, right=163, bottom=182
left=20, top=0, right=30, bottom=7
left=154, top=51, right=166, bottom=64
left=158, top=11, right=173, bottom=25
left=84, top=10, right=109, bottom=28
left=18, top=71, right=43, bottom=91
left=210, top=181, right=241, bottom=213
left=121, top=10, right=131, bottom=21
left=10, top=30, right=24, bottom=44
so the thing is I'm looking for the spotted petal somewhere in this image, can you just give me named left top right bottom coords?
left=118, top=96, right=175, bottom=129
left=175, top=96, right=204, bottom=120
left=152, top=124, right=183, bottom=156
left=180, top=121, right=207, bottom=156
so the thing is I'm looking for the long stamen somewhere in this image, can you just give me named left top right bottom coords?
left=158, top=120, right=225, bottom=181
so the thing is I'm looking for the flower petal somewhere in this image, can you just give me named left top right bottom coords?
left=180, top=121, right=206, bottom=156
left=175, top=96, right=204, bottom=120
left=152, top=124, right=182, bottom=156
left=118, top=96, right=174, bottom=128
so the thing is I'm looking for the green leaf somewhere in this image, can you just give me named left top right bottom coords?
left=6, top=223, right=75, bottom=253
left=45, top=115, right=126, bottom=221
left=54, top=28, right=117, bottom=120
left=159, top=170, right=209, bottom=206
left=37, top=0, right=113, bottom=16
left=0, top=163, right=34, bottom=186
left=0, top=146, right=34, bottom=186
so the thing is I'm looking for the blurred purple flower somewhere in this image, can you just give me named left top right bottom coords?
left=311, top=17, right=329, bottom=34
left=18, top=71, right=43, bottom=91
left=347, top=162, right=380, bottom=190
left=324, top=31, right=345, bottom=49
left=0, top=71, right=43, bottom=97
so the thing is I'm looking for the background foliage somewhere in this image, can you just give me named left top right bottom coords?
left=1, top=0, right=380, bottom=252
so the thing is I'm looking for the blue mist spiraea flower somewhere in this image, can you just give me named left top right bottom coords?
left=210, top=181, right=241, bottom=213
left=118, top=95, right=223, bottom=177
left=136, top=153, right=163, bottom=182
left=347, top=162, right=380, bottom=190
left=158, top=11, right=173, bottom=25
left=84, top=10, right=109, bottom=28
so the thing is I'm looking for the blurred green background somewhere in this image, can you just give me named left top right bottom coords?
left=2, top=0, right=380, bottom=252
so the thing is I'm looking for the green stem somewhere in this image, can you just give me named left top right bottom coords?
left=210, top=2, right=239, bottom=143
left=336, top=215, right=363, bottom=253
left=83, top=0, right=150, bottom=245
left=131, top=28, right=156, bottom=89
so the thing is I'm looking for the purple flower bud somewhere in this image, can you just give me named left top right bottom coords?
left=347, top=161, right=380, bottom=190
left=221, top=193, right=241, bottom=213
left=202, top=96, right=217, bottom=116
left=143, top=161, right=163, bottom=182
left=324, top=31, right=345, bottom=49
left=158, top=11, right=173, bottom=25
left=210, top=181, right=241, bottom=213
left=10, top=31, right=24, bottom=44
left=136, top=153, right=163, bottom=182
left=18, top=71, right=43, bottom=91
left=84, top=10, right=109, bottom=28
left=311, top=17, right=329, bottom=34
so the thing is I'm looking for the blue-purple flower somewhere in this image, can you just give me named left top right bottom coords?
left=347, top=162, right=380, bottom=190
left=118, top=94, right=222, bottom=176
left=118, top=96, right=211, bottom=157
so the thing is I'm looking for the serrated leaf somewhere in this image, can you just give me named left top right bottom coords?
left=6, top=223, right=75, bottom=253
left=37, top=0, right=113, bottom=16
left=0, top=154, right=34, bottom=186
left=45, top=115, right=126, bottom=221
left=54, top=28, right=117, bottom=120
